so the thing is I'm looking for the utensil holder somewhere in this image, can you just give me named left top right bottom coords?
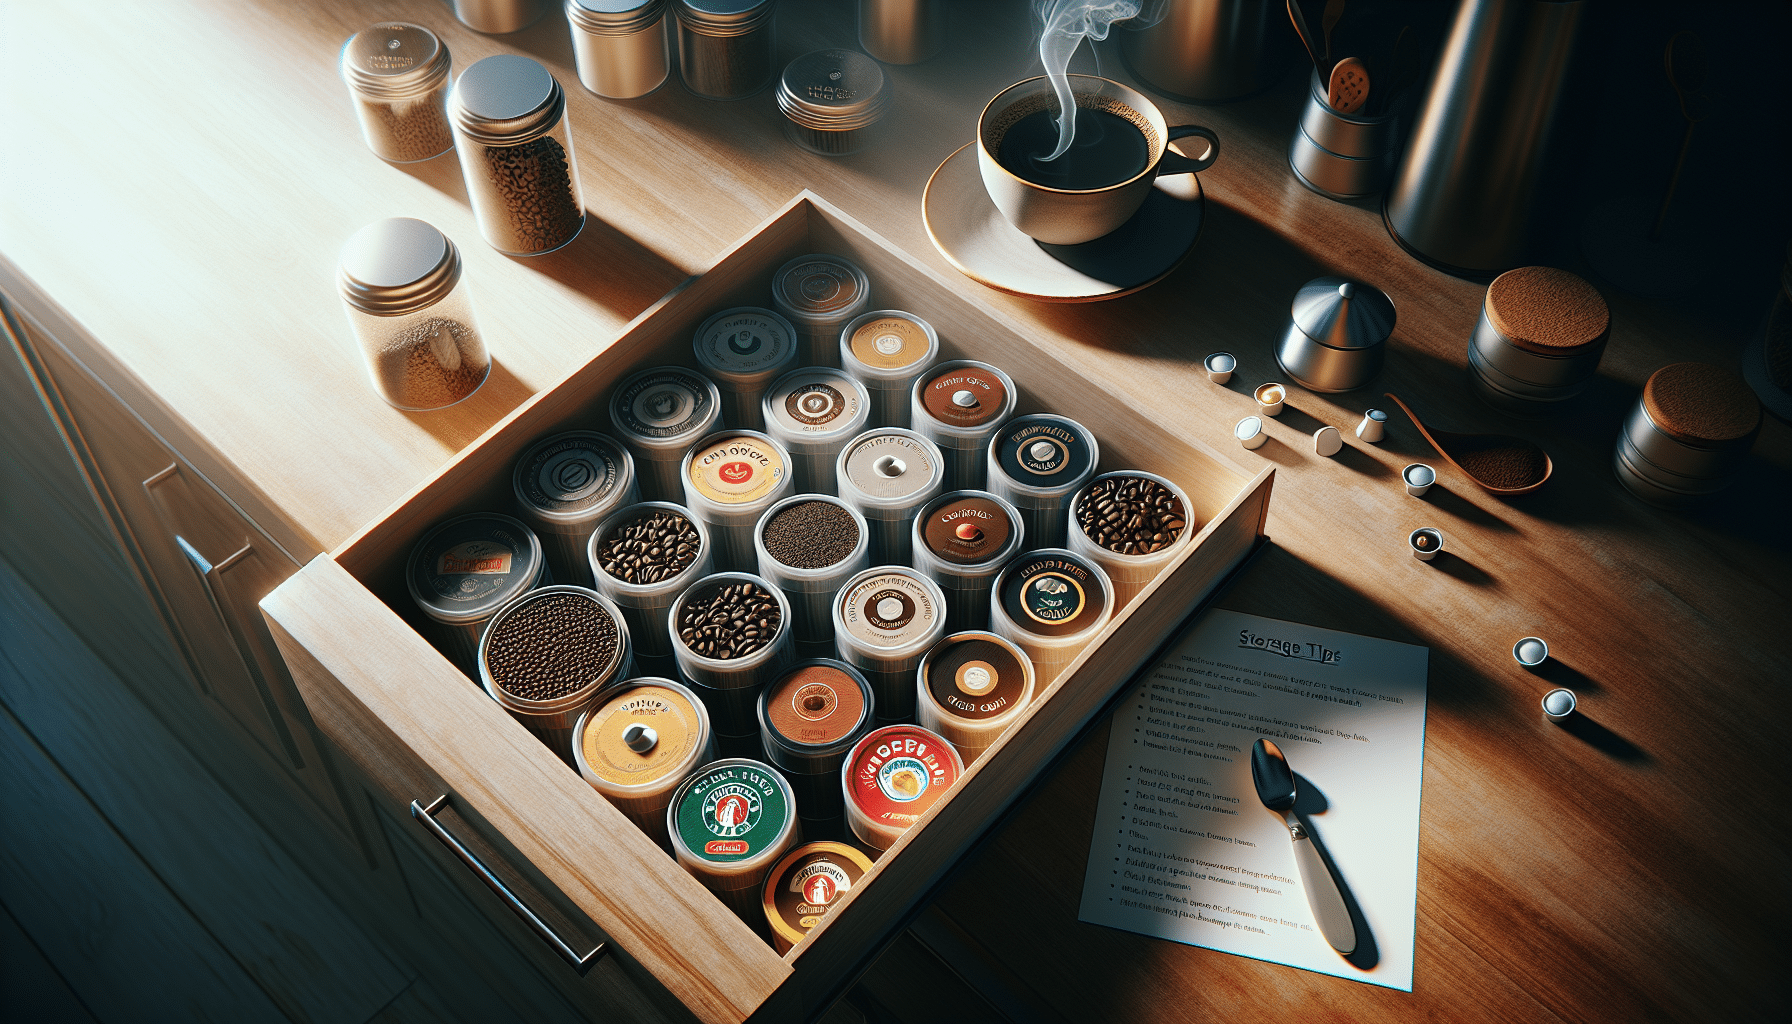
left=1289, top=70, right=1403, bottom=201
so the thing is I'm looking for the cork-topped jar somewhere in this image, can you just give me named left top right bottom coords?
left=1615, top=362, right=1762, bottom=507
left=340, top=23, right=455, bottom=163
left=1469, top=267, right=1611, bottom=411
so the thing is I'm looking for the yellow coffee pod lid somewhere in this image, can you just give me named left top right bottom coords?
left=843, top=310, right=938, bottom=376
left=686, top=433, right=789, bottom=506
left=576, top=680, right=709, bottom=794
left=761, top=841, right=875, bottom=953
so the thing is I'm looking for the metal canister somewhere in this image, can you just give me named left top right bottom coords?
left=511, top=430, right=639, bottom=588
left=674, top=0, right=778, bottom=100
left=692, top=306, right=800, bottom=431
left=339, top=23, right=454, bottom=163
left=858, top=0, right=946, bottom=65
left=771, top=253, right=872, bottom=368
left=1274, top=277, right=1395, bottom=393
left=1118, top=0, right=1290, bottom=102
left=1614, top=363, right=1762, bottom=508
left=1467, top=266, right=1610, bottom=411
left=451, top=0, right=550, bottom=34
left=777, top=49, right=893, bottom=156
left=1289, top=69, right=1404, bottom=201
left=405, top=512, right=546, bottom=675
left=566, top=0, right=672, bottom=99
left=449, top=55, right=586, bottom=255
left=609, top=366, right=723, bottom=502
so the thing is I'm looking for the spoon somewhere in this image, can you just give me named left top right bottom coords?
left=1328, top=56, right=1370, bottom=114
left=1384, top=392, right=1553, bottom=495
left=1287, top=0, right=1325, bottom=75
left=1251, top=739, right=1357, bottom=955
left=1321, top=0, right=1347, bottom=68
left=1651, top=31, right=1707, bottom=241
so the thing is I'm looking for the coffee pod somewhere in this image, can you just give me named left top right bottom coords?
left=989, top=549, right=1114, bottom=686
left=513, top=430, right=639, bottom=588
left=1403, top=463, right=1436, bottom=497
left=1542, top=687, right=1577, bottom=722
left=910, top=490, right=1026, bottom=633
left=758, top=659, right=875, bottom=831
left=610, top=365, right=722, bottom=502
left=761, top=841, right=875, bottom=953
left=1513, top=636, right=1549, bottom=668
left=572, top=677, right=715, bottom=850
left=589, top=502, right=713, bottom=660
left=1356, top=409, right=1387, bottom=443
left=771, top=253, right=872, bottom=368
left=1254, top=383, right=1286, bottom=417
left=837, top=428, right=947, bottom=566
left=681, top=430, right=795, bottom=572
left=406, top=512, right=547, bottom=676
left=670, top=573, right=794, bottom=750
left=833, top=567, right=949, bottom=724
left=1067, top=471, right=1194, bottom=609
left=1205, top=352, right=1236, bottom=385
left=916, top=632, right=1034, bottom=766
left=987, top=414, right=1100, bottom=551
left=754, top=496, right=871, bottom=644
left=1409, top=527, right=1443, bottom=562
left=762, top=368, right=871, bottom=495
left=1314, top=425, right=1343, bottom=457
left=693, top=306, right=800, bottom=432
left=842, top=724, right=964, bottom=852
left=1235, top=416, right=1267, bottom=450
left=668, top=758, right=801, bottom=923
left=910, top=360, right=1018, bottom=492
left=840, top=310, right=940, bottom=428
left=478, top=585, right=633, bottom=759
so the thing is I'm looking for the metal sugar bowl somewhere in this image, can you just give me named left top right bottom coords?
left=1274, top=276, right=1395, bottom=393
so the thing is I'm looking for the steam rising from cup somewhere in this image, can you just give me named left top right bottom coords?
left=1032, top=0, right=1146, bottom=161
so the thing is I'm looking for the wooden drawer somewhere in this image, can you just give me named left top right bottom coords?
left=262, top=194, right=1274, bottom=1024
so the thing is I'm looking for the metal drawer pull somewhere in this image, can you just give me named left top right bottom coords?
left=411, top=795, right=607, bottom=974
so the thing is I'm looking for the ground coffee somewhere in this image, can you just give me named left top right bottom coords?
left=762, top=500, right=859, bottom=569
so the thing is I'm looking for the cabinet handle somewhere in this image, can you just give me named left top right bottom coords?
left=411, top=795, right=608, bottom=975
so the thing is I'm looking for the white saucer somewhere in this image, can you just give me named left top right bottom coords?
left=922, top=143, right=1206, bottom=303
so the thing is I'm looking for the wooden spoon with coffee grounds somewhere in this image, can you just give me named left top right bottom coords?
left=1384, top=393, right=1553, bottom=495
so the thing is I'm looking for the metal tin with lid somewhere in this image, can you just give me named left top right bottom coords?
left=1615, top=362, right=1762, bottom=508
left=777, top=48, right=893, bottom=156
left=1275, top=276, right=1395, bottom=393
left=449, top=55, right=585, bottom=255
left=588, top=501, right=713, bottom=660
left=609, top=365, right=723, bottom=501
left=842, top=724, right=963, bottom=851
left=832, top=567, right=948, bottom=724
left=911, top=360, right=1018, bottom=492
left=680, top=430, right=795, bottom=571
left=836, top=428, right=946, bottom=566
left=910, top=490, right=1025, bottom=633
left=477, top=585, right=634, bottom=758
left=840, top=310, right=940, bottom=428
left=674, top=0, right=778, bottom=100
left=859, top=0, right=947, bottom=65
left=989, top=548, right=1113, bottom=686
left=566, top=0, right=671, bottom=99
left=758, top=659, right=875, bottom=827
left=761, top=367, right=871, bottom=494
left=340, top=23, right=455, bottom=162
left=986, top=413, right=1100, bottom=550
left=338, top=218, right=491, bottom=411
left=572, top=676, right=714, bottom=848
left=693, top=306, right=800, bottom=432
left=761, top=841, right=875, bottom=953
left=915, top=631, right=1034, bottom=766
left=668, top=758, right=801, bottom=920
left=1468, top=267, right=1611, bottom=411
left=451, top=0, right=551, bottom=34
left=511, top=431, right=638, bottom=588
left=772, top=253, right=872, bottom=367
left=405, top=512, right=545, bottom=674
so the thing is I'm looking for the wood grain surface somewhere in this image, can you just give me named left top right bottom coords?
left=4, top=0, right=1789, bottom=1021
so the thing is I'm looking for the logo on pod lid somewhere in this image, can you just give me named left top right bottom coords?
left=580, top=683, right=705, bottom=789
left=921, top=495, right=1015, bottom=565
left=844, top=725, right=962, bottom=828
left=762, top=842, right=875, bottom=951
left=614, top=369, right=716, bottom=440
left=838, top=571, right=939, bottom=648
left=842, top=432, right=939, bottom=500
left=999, top=553, right=1109, bottom=639
left=921, top=366, right=1009, bottom=429
left=924, top=636, right=1029, bottom=722
left=515, top=433, right=628, bottom=515
left=849, top=315, right=932, bottom=371
left=764, top=663, right=870, bottom=749
left=995, top=416, right=1095, bottom=488
left=407, top=514, right=540, bottom=619
left=695, top=308, right=796, bottom=376
left=673, top=761, right=792, bottom=864
left=689, top=436, right=788, bottom=505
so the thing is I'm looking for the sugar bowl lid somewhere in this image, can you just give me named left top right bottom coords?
left=778, top=49, right=892, bottom=132
left=1290, top=277, right=1395, bottom=350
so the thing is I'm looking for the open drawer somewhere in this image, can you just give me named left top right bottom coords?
left=262, top=193, right=1273, bottom=1024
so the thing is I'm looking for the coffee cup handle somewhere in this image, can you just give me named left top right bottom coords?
left=1159, top=126, right=1220, bottom=175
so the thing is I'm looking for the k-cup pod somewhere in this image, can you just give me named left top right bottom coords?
left=670, top=573, right=794, bottom=746
left=1067, top=471, right=1195, bottom=609
left=1403, top=463, right=1436, bottom=497
left=758, top=659, right=875, bottom=830
left=1513, top=636, right=1549, bottom=668
left=837, top=428, right=947, bottom=566
left=910, top=360, right=1019, bottom=492
left=668, top=758, right=801, bottom=923
left=1542, top=687, right=1577, bottom=722
left=1409, top=527, right=1443, bottom=561
left=916, top=631, right=1034, bottom=766
left=610, top=365, right=722, bottom=501
left=693, top=306, right=800, bottom=431
left=833, top=567, right=949, bottom=724
left=1235, top=416, right=1267, bottom=450
left=513, top=430, right=639, bottom=588
left=589, top=501, right=713, bottom=660
left=840, top=310, right=940, bottom=428
left=772, top=253, right=872, bottom=368
left=989, top=549, right=1114, bottom=686
left=755, top=495, right=872, bottom=644
left=986, top=414, right=1100, bottom=551
left=1205, top=352, right=1235, bottom=384
left=681, top=430, right=795, bottom=572
left=572, top=676, right=714, bottom=849
left=1314, top=425, right=1343, bottom=457
left=762, top=841, right=875, bottom=953
left=762, top=367, right=871, bottom=494
left=407, top=512, right=547, bottom=675
left=910, top=490, right=1026, bottom=633
left=1356, top=409, right=1387, bottom=443
left=478, top=585, right=633, bottom=759
left=1254, top=382, right=1286, bottom=417
left=842, top=724, right=964, bottom=852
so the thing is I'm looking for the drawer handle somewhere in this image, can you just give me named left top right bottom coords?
left=411, top=795, right=607, bottom=975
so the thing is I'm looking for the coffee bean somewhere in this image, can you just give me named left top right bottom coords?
left=484, top=592, right=620, bottom=701
left=1075, top=476, right=1189, bottom=555
left=676, top=578, right=782, bottom=661
left=598, top=510, right=701, bottom=585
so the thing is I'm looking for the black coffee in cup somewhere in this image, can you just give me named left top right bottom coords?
left=995, top=106, right=1149, bottom=190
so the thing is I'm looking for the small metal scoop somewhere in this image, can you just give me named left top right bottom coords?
left=1251, top=738, right=1357, bottom=954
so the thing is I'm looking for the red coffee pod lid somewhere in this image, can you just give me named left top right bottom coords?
left=843, top=725, right=963, bottom=832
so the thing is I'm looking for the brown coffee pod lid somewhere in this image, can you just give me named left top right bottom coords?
left=1642, top=362, right=1762, bottom=446
left=1485, top=267, right=1610, bottom=354
left=920, top=365, right=1010, bottom=428
left=920, top=494, right=1016, bottom=566
left=922, top=634, right=1030, bottom=723
left=762, top=842, right=875, bottom=953
left=762, top=661, right=872, bottom=751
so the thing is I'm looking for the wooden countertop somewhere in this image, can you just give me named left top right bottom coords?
left=4, top=1, right=1788, bottom=1020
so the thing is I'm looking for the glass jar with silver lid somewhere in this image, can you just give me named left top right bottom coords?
left=449, top=55, right=586, bottom=255
left=674, top=0, right=778, bottom=100
left=340, top=23, right=454, bottom=163
left=566, top=0, right=672, bottom=99
left=777, top=48, right=893, bottom=156
left=337, top=218, right=490, bottom=411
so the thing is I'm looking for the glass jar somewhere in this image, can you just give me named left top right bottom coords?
left=338, top=218, right=491, bottom=411
left=449, top=55, right=586, bottom=255
left=777, top=48, right=892, bottom=156
left=339, top=23, right=454, bottom=163
left=567, top=0, right=671, bottom=99
left=674, top=0, right=778, bottom=100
